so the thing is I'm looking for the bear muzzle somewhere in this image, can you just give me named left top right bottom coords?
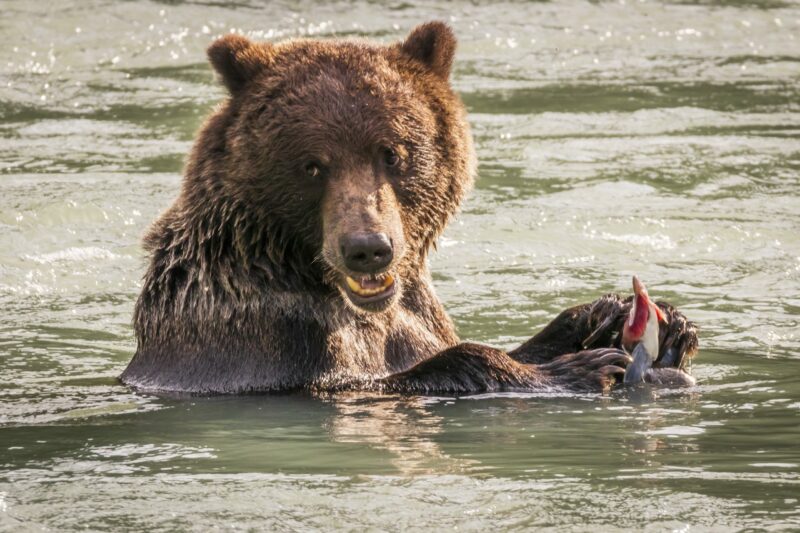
left=337, top=232, right=398, bottom=311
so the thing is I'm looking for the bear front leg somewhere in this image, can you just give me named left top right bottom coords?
left=537, top=347, right=631, bottom=392
left=379, top=343, right=545, bottom=394
left=508, top=301, right=602, bottom=364
left=379, top=343, right=633, bottom=394
left=509, top=295, right=699, bottom=373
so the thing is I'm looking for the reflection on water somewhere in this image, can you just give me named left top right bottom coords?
left=323, top=394, right=474, bottom=475
left=1, top=0, right=799, bottom=530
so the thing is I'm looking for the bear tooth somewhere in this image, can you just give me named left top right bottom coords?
left=346, top=276, right=361, bottom=292
left=346, top=275, right=393, bottom=297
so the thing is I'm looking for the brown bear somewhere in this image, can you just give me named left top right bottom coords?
left=121, top=22, right=697, bottom=394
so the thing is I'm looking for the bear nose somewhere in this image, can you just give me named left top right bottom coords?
left=340, top=233, right=393, bottom=273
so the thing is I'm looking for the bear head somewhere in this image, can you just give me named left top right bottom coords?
left=201, top=22, right=475, bottom=313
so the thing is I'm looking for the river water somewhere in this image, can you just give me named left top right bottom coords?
left=1, top=1, right=799, bottom=530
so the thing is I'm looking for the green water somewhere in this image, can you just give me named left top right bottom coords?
left=1, top=1, right=799, bottom=530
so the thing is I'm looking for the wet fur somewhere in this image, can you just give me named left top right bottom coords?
left=121, top=23, right=698, bottom=394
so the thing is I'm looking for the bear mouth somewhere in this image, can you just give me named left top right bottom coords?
left=342, top=273, right=397, bottom=310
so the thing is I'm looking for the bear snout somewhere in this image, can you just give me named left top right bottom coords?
left=333, top=230, right=400, bottom=311
left=340, top=232, right=394, bottom=274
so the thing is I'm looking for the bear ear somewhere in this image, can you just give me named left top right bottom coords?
left=400, top=22, right=457, bottom=80
left=207, top=34, right=273, bottom=93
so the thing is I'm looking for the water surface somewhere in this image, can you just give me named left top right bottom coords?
left=1, top=1, right=799, bottom=530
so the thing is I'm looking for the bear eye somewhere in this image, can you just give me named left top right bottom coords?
left=382, top=147, right=400, bottom=167
left=304, top=162, right=323, bottom=179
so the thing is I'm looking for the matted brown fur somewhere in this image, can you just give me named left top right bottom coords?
left=121, top=23, right=698, bottom=394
